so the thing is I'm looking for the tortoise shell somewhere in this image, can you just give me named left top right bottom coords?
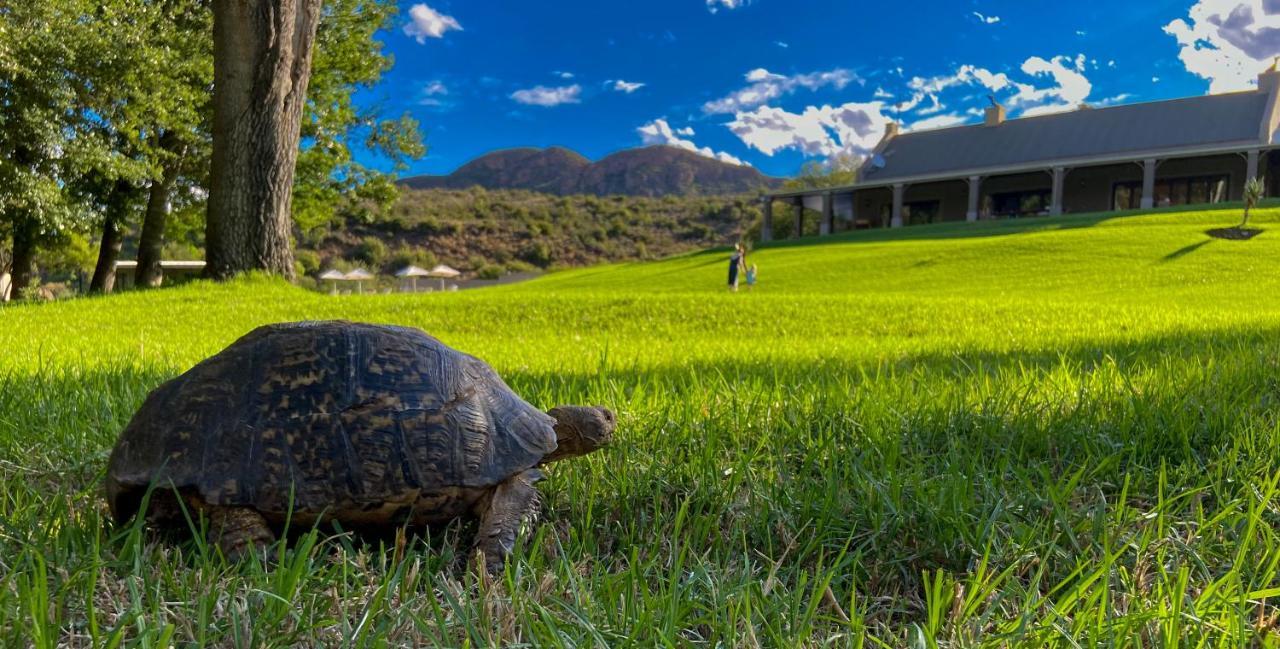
left=106, top=321, right=557, bottom=524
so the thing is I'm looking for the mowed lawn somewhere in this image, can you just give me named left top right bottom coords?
left=5, top=205, right=1280, bottom=646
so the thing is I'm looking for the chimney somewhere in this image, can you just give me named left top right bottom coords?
left=1260, top=58, right=1280, bottom=94
left=984, top=96, right=1006, bottom=127
left=884, top=121, right=900, bottom=139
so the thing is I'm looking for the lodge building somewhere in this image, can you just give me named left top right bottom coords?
left=761, top=65, right=1280, bottom=239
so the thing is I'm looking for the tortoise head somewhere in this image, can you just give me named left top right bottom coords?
left=543, top=406, right=615, bottom=462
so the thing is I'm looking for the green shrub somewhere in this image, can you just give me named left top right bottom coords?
left=476, top=263, right=503, bottom=280
left=294, top=249, right=322, bottom=276
left=355, top=236, right=388, bottom=268
left=521, top=241, right=554, bottom=267
left=387, top=245, right=436, bottom=271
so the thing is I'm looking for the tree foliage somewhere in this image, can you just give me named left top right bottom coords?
left=0, top=0, right=424, bottom=297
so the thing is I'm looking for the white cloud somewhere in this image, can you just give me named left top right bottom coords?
left=510, top=84, right=582, bottom=107
left=908, top=113, right=970, bottom=130
left=706, top=0, right=747, bottom=13
left=972, top=11, right=1001, bottom=24
left=776, top=41, right=790, bottom=48
left=418, top=80, right=451, bottom=107
left=555, top=71, right=575, bottom=79
left=1166, top=0, right=1280, bottom=93
left=726, top=102, right=893, bottom=158
left=638, top=118, right=745, bottom=165
left=612, top=80, right=646, bottom=93
left=900, top=54, right=1092, bottom=119
left=676, top=126, right=696, bottom=136
left=403, top=3, right=461, bottom=43
left=704, top=68, right=858, bottom=114
left=716, top=53, right=1098, bottom=162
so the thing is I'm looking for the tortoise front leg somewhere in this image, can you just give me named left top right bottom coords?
left=207, top=506, right=275, bottom=560
left=472, top=469, right=543, bottom=574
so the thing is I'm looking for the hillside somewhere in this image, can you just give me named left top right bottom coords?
left=7, top=204, right=1280, bottom=645
left=297, top=187, right=763, bottom=279
left=399, top=145, right=781, bottom=196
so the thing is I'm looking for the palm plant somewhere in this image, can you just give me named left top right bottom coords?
left=1241, top=176, right=1264, bottom=228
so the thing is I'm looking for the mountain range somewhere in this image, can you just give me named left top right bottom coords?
left=398, top=145, right=781, bottom=197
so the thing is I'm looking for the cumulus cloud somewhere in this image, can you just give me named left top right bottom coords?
left=908, top=113, right=970, bottom=131
left=973, top=11, right=1001, bottom=24
left=510, top=84, right=582, bottom=107
left=1166, top=0, right=1280, bottom=93
left=403, top=3, right=461, bottom=43
left=726, top=102, right=893, bottom=158
left=554, top=71, right=575, bottom=79
left=638, top=118, right=745, bottom=165
left=706, top=0, right=747, bottom=13
left=612, top=80, right=646, bottom=93
left=704, top=68, right=858, bottom=114
left=900, top=54, right=1092, bottom=118
left=676, top=126, right=696, bottom=136
left=721, top=53, right=1099, bottom=160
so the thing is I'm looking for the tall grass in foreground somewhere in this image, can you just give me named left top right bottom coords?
left=4, top=206, right=1280, bottom=645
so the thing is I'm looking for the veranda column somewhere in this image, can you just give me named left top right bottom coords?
left=1140, top=158, right=1157, bottom=209
left=820, top=192, right=834, bottom=236
left=966, top=175, right=982, bottom=222
left=891, top=184, right=906, bottom=228
left=761, top=198, right=773, bottom=242
left=1050, top=167, right=1066, bottom=216
left=793, top=196, right=804, bottom=237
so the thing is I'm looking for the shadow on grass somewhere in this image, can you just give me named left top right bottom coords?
left=1160, top=238, right=1214, bottom=262
left=753, top=200, right=1275, bottom=252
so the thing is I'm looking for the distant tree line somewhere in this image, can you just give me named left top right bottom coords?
left=0, top=0, right=423, bottom=300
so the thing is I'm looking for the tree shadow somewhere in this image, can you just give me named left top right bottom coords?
left=1159, top=238, right=1213, bottom=262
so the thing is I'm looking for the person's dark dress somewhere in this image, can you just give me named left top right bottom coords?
left=728, top=252, right=741, bottom=286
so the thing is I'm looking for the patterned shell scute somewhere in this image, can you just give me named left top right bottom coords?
left=106, top=321, right=558, bottom=518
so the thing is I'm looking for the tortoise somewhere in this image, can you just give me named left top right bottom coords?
left=106, top=320, right=615, bottom=571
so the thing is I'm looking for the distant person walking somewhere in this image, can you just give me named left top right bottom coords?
left=728, top=243, right=745, bottom=291
left=745, top=264, right=757, bottom=290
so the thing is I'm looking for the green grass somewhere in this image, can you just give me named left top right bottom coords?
left=5, top=204, right=1280, bottom=646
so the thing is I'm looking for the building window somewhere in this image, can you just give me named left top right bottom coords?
left=1112, top=174, right=1227, bottom=210
left=987, top=190, right=1051, bottom=217
left=879, top=200, right=942, bottom=224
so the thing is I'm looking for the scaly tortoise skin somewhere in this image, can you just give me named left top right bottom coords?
left=105, top=320, right=615, bottom=571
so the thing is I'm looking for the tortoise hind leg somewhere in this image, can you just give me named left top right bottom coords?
left=472, top=469, right=543, bottom=574
left=207, top=506, right=275, bottom=560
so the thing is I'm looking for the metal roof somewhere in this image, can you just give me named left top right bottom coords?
left=859, top=90, right=1271, bottom=184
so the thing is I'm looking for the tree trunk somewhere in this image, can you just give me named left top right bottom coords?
left=205, top=0, right=322, bottom=280
left=10, top=215, right=38, bottom=301
left=90, top=182, right=133, bottom=294
left=136, top=138, right=185, bottom=288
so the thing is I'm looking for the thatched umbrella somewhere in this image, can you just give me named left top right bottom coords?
left=395, top=265, right=431, bottom=292
left=345, top=268, right=374, bottom=294
left=318, top=269, right=347, bottom=295
left=426, top=264, right=461, bottom=291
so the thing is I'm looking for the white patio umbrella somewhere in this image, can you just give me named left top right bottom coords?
left=344, top=268, right=374, bottom=294
left=318, top=269, right=347, bottom=294
left=426, top=264, right=461, bottom=291
left=395, top=265, right=431, bottom=291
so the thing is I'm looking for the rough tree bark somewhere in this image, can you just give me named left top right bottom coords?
left=205, top=0, right=322, bottom=280
left=9, top=214, right=37, bottom=301
left=135, top=136, right=186, bottom=288
left=89, top=181, right=135, bottom=294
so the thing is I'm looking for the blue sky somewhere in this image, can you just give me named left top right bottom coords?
left=359, top=0, right=1280, bottom=178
